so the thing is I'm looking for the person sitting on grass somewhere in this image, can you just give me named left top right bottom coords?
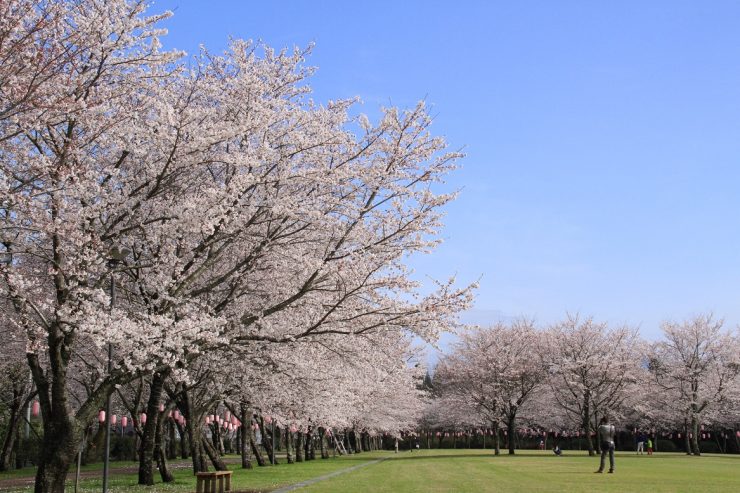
left=553, top=444, right=563, bottom=456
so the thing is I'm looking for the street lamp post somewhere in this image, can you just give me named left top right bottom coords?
left=102, top=246, right=129, bottom=493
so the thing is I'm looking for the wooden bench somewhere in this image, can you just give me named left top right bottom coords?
left=196, top=471, right=232, bottom=493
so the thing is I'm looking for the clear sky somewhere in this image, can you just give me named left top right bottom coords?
left=154, top=0, right=740, bottom=339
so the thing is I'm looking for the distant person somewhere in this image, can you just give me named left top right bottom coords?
left=647, top=437, right=653, bottom=455
left=595, top=416, right=616, bottom=474
left=539, top=439, right=545, bottom=450
left=553, top=444, right=563, bottom=456
left=415, top=439, right=420, bottom=451
left=636, top=433, right=645, bottom=454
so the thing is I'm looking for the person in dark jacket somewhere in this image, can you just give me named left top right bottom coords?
left=595, top=416, right=616, bottom=473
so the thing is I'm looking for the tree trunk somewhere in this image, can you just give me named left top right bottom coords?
left=155, top=411, right=174, bottom=483
left=582, top=390, right=595, bottom=456
left=286, top=431, right=294, bottom=464
left=492, top=421, right=500, bottom=455
left=319, top=428, right=329, bottom=459
left=202, top=430, right=228, bottom=470
left=239, top=405, right=252, bottom=469
left=175, top=421, right=189, bottom=459
left=0, top=390, right=23, bottom=471
left=690, top=411, right=701, bottom=456
left=181, top=391, right=208, bottom=473
left=354, top=428, right=363, bottom=453
left=28, top=339, right=106, bottom=493
left=593, top=412, right=601, bottom=454
left=295, top=432, right=304, bottom=462
left=305, top=430, right=315, bottom=460
left=187, top=422, right=208, bottom=472
left=167, top=420, right=177, bottom=460
left=249, top=428, right=266, bottom=467
left=138, top=371, right=166, bottom=485
left=506, top=412, right=517, bottom=455
left=258, top=418, right=278, bottom=464
left=684, top=421, right=691, bottom=455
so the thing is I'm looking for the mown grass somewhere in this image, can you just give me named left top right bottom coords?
left=2, top=449, right=739, bottom=492
left=0, top=453, right=387, bottom=493
left=299, top=449, right=740, bottom=493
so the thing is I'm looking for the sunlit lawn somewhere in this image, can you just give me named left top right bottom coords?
left=300, top=449, right=740, bottom=493
left=2, top=449, right=739, bottom=492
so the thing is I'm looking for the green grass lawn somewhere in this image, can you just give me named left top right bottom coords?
left=1, top=450, right=739, bottom=492
left=0, top=453, right=385, bottom=493
left=299, top=449, right=740, bottom=493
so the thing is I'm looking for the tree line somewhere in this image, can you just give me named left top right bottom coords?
left=426, top=314, right=740, bottom=457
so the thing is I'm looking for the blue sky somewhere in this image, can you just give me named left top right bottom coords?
left=154, top=1, right=740, bottom=339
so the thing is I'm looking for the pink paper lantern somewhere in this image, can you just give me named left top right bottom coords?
left=111, top=414, right=117, bottom=426
left=210, top=414, right=215, bottom=421
left=122, top=416, right=128, bottom=428
left=32, top=400, right=40, bottom=417
left=736, top=431, right=740, bottom=438
left=707, top=433, right=711, bottom=439
left=174, top=410, right=180, bottom=420
left=205, top=417, right=210, bottom=425
left=159, top=403, right=165, bottom=412
left=265, top=415, right=272, bottom=424
left=225, top=411, right=231, bottom=421
left=168, top=410, right=173, bottom=418
left=98, top=410, right=106, bottom=423
left=702, top=433, right=706, bottom=440
left=677, top=433, right=681, bottom=438
left=252, top=423, right=259, bottom=431
left=141, top=413, right=147, bottom=424
left=231, top=416, right=238, bottom=426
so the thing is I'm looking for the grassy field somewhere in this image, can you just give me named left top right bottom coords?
left=300, top=449, right=740, bottom=493
left=1, top=449, right=739, bottom=492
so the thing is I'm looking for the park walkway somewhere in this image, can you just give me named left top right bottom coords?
left=271, top=457, right=386, bottom=493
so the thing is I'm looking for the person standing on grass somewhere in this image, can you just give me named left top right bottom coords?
left=647, top=437, right=653, bottom=455
left=595, top=416, right=616, bottom=473
left=637, top=432, right=645, bottom=454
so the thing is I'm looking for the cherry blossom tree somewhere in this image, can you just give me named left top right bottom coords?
left=648, top=314, right=740, bottom=456
left=434, top=321, right=545, bottom=454
left=541, top=315, right=641, bottom=456
left=2, top=3, right=472, bottom=491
